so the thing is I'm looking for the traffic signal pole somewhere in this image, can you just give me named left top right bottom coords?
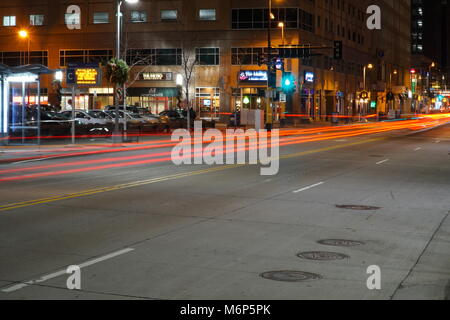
left=266, top=0, right=273, bottom=131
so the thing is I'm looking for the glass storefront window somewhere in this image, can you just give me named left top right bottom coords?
left=196, top=87, right=220, bottom=119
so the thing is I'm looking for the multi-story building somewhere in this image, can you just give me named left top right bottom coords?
left=0, top=0, right=413, bottom=121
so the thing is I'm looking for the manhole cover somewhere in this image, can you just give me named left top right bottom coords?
left=336, top=205, right=381, bottom=211
left=297, top=251, right=350, bottom=261
left=317, top=239, right=366, bottom=247
left=260, top=271, right=322, bottom=282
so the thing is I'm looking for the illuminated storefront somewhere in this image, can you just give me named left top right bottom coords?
left=232, top=70, right=268, bottom=112
left=196, top=87, right=220, bottom=119
left=127, top=87, right=179, bottom=114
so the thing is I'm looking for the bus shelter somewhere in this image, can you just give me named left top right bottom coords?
left=0, top=64, right=56, bottom=145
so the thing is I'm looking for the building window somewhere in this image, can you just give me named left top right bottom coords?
left=299, top=9, right=314, bottom=32
left=231, top=47, right=269, bottom=65
left=161, top=10, right=178, bottom=21
left=59, top=49, right=113, bottom=67
left=3, top=16, right=16, bottom=27
left=196, top=48, right=219, bottom=65
left=93, top=12, right=109, bottom=24
left=0, top=51, right=48, bottom=66
left=232, top=8, right=299, bottom=29
left=126, top=49, right=182, bottom=66
left=199, top=9, right=216, bottom=21
left=30, top=14, right=45, bottom=26
left=131, top=10, right=147, bottom=23
left=65, top=12, right=80, bottom=27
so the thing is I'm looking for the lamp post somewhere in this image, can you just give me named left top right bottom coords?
left=362, top=64, right=373, bottom=118
left=266, top=0, right=276, bottom=130
left=18, top=30, right=30, bottom=65
left=114, top=0, right=138, bottom=143
left=427, top=62, right=436, bottom=114
left=278, top=22, right=285, bottom=46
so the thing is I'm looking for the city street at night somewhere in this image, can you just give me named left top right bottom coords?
left=1, top=0, right=450, bottom=306
left=0, top=117, right=449, bottom=300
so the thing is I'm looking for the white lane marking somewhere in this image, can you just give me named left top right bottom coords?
left=414, top=147, right=422, bottom=151
left=435, top=140, right=441, bottom=143
left=1, top=248, right=134, bottom=293
left=13, top=158, right=53, bottom=165
left=293, top=182, right=324, bottom=194
left=376, top=159, right=389, bottom=165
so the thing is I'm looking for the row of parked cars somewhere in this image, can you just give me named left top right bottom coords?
left=22, top=105, right=189, bottom=138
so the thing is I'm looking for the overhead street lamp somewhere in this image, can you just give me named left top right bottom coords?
left=114, top=0, right=139, bottom=143
left=363, top=63, right=373, bottom=91
left=18, top=30, right=30, bottom=65
left=361, top=64, right=373, bottom=119
left=278, top=22, right=285, bottom=46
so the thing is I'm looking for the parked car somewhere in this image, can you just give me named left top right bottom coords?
left=23, top=111, right=72, bottom=137
left=60, top=110, right=110, bottom=136
left=159, top=109, right=187, bottom=129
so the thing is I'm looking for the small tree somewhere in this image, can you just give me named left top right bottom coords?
left=103, top=58, right=130, bottom=139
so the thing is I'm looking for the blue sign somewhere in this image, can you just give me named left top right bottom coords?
left=305, top=71, right=314, bottom=83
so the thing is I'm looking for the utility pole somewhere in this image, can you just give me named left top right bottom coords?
left=266, top=0, right=273, bottom=131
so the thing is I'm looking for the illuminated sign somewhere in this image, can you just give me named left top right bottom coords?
left=75, top=68, right=99, bottom=85
left=140, top=72, right=173, bottom=81
left=239, top=70, right=268, bottom=83
left=304, top=71, right=314, bottom=83
left=67, top=65, right=102, bottom=86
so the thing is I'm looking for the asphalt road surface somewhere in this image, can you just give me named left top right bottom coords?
left=0, top=120, right=449, bottom=300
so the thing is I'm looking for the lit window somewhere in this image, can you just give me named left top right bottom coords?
left=199, top=9, right=216, bottom=21
left=30, top=14, right=45, bottom=26
left=93, top=12, right=109, bottom=24
left=131, top=10, right=147, bottom=23
left=161, top=10, right=177, bottom=21
left=3, top=16, right=16, bottom=26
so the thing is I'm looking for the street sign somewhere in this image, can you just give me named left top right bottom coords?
left=278, top=48, right=311, bottom=59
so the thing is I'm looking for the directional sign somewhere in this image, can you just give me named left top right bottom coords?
left=278, top=48, right=311, bottom=59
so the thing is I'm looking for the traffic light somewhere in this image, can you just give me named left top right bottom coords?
left=282, top=72, right=296, bottom=94
left=334, top=41, right=343, bottom=60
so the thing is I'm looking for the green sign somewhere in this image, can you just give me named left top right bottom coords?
left=370, top=101, right=377, bottom=108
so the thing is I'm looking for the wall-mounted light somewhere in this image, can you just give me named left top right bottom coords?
left=55, top=71, right=63, bottom=81
left=176, top=74, right=183, bottom=86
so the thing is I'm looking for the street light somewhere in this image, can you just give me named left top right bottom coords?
left=18, top=30, right=30, bottom=64
left=114, top=0, right=139, bottom=143
left=363, top=64, right=373, bottom=91
left=278, top=22, right=285, bottom=46
left=361, top=64, right=373, bottom=119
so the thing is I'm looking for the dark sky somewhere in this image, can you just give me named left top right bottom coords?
left=423, top=0, right=450, bottom=69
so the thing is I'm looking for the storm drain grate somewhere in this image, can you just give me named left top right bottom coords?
left=260, top=270, right=322, bottom=282
left=317, top=239, right=366, bottom=247
left=297, top=251, right=350, bottom=261
left=336, top=205, right=381, bottom=211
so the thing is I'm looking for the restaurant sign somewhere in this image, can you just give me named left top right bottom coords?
left=140, top=72, right=173, bottom=81
left=239, top=70, right=268, bottom=83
